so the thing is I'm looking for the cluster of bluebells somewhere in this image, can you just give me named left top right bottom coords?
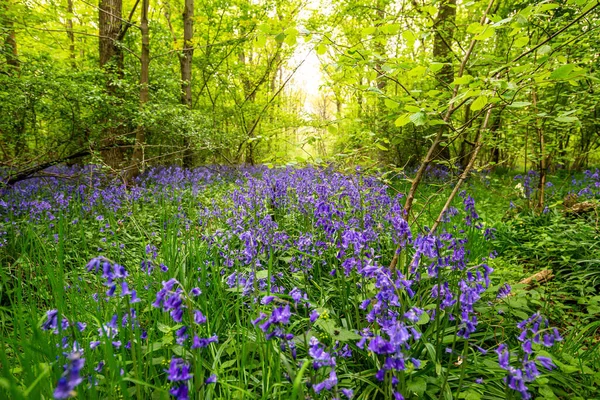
left=53, top=344, right=85, bottom=399
left=86, top=256, right=140, bottom=302
left=252, top=289, right=313, bottom=357
left=574, top=168, right=600, bottom=198
left=10, top=165, right=568, bottom=399
left=496, top=313, right=562, bottom=399
left=459, top=190, right=481, bottom=228
left=166, top=358, right=193, bottom=400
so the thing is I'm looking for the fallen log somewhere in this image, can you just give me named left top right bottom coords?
left=519, top=269, right=554, bottom=289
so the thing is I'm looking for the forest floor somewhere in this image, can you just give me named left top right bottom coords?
left=0, top=164, right=599, bottom=399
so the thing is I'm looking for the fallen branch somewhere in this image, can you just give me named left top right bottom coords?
left=519, top=269, right=554, bottom=289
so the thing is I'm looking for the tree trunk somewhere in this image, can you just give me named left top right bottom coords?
left=3, top=15, right=19, bottom=74
left=2, top=5, right=26, bottom=159
left=180, top=0, right=194, bottom=168
left=130, top=0, right=150, bottom=179
left=66, top=0, right=76, bottom=69
left=431, top=0, right=456, bottom=161
left=532, top=89, right=546, bottom=210
left=99, top=0, right=124, bottom=73
left=98, top=0, right=125, bottom=168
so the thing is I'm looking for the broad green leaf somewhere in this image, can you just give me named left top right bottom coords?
left=316, top=43, right=327, bottom=55
left=588, top=304, right=600, bottom=315
left=255, top=34, right=267, bottom=47
left=514, top=36, right=529, bottom=48
left=424, top=5, right=437, bottom=15
left=386, top=24, right=400, bottom=34
left=538, top=386, right=558, bottom=400
left=284, top=33, right=297, bottom=46
left=538, top=3, right=559, bottom=11
left=508, top=101, right=532, bottom=108
left=459, top=390, right=482, bottom=400
left=407, top=377, right=427, bottom=395
left=471, top=96, right=488, bottom=111
left=555, top=115, right=578, bottom=123
left=467, top=22, right=484, bottom=34
left=429, top=119, right=447, bottom=125
left=361, top=26, right=376, bottom=36
left=429, top=62, right=445, bottom=73
left=410, top=112, right=427, bottom=126
left=284, top=28, right=298, bottom=46
left=384, top=98, right=399, bottom=109
left=475, top=26, right=495, bottom=40
left=537, top=44, right=552, bottom=55
left=550, top=64, right=575, bottom=80
left=255, top=269, right=269, bottom=279
left=405, top=105, right=421, bottom=113
left=417, top=311, right=430, bottom=325
left=453, top=75, right=473, bottom=85
left=402, top=30, right=416, bottom=46
left=274, top=32, right=286, bottom=43
left=395, top=113, right=411, bottom=127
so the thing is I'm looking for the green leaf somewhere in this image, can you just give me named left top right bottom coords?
left=538, top=386, right=558, bottom=400
left=508, top=101, right=532, bottom=108
left=459, top=389, right=482, bottom=400
left=284, top=30, right=297, bottom=46
left=315, top=319, right=361, bottom=341
left=514, top=36, right=529, bottom=48
left=550, top=64, right=575, bottom=80
left=361, top=26, right=376, bottom=36
left=537, top=44, right=552, bottom=55
left=428, top=119, right=447, bottom=125
left=407, top=377, right=427, bottom=395
left=402, top=30, right=416, bottom=46
left=453, top=75, right=473, bottom=85
left=375, top=143, right=388, bottom=151
left=471, top=96, right=488, bottom=111
left=394, top=113, right=411, bottom=127
left=316, top=43, right=327, bottom=55
left=384, top=98, right=399, bottom=109
left=555, top=115, right=578, bottom=123
left=255, top=269, right=269, bottom=280
left=587, top=304, right=600, bottom=314
left=255, top=34, right=267, bottom=47
left=405, top=105, right=421, bottom=113
left=275, top=32, right=286, bottom=43
left=157, top=322, right=171, bottom=333
left=410, top=112, right=427, bottom=126
left=429, top=62, right=445, bottom=72
left=467, top=22, right=484, bottom=34
left=417, top=311, right=430, bottom=325
left=474, top=26, right=495, bottom=40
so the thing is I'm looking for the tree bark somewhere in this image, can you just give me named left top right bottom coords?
left=3, top=15, right=19, bottom=74
left=130, top=0, right=150, bottom=179
left=99, top=0, right=124, bottom=73
left=431, top=0, right=456, bottom=161
left=66, top=0, right=76, bottom=69
left=180, top=0, right=194, bottom=168
left=532, top=89, right=546, bottom=210
left=98, top=0, right=125, bottom=168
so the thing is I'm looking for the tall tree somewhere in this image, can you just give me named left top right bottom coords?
left=2, top=11, right=19, bottom=75
left=66, top=0, right=76, bottom=69
left=130, top=0, right=150, bottom=178
left=98, top=0, right=124, bottom=168
left=431, top=0, right=456, bottom=161
left=98, top=0, right=124, bottom=74
left=181, top=0, right=194, bottom=168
